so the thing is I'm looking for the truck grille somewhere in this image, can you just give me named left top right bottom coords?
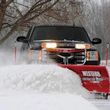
left=48, top=49, right=86, bottom=64
left=73, top=51, right=85, bottom=64
left=57, top=42, right=86, bottom=64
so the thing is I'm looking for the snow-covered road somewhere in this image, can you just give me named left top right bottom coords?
left=90, top=96, right=110, bottom=110
left=0, top=92, right=99, bottom=110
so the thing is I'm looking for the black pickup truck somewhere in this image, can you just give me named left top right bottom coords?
left=17, top=25, right=102, bottom=65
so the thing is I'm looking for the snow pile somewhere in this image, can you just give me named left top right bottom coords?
left=0, top=64, right=89, bottom=97
left=0, top=93, right=98, bottom=110
left=101, top=60, right=110, bottom=66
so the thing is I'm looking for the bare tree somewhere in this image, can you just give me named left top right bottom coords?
left=0, top=0, right=91, bottom=45
left=41, top=0, right=84, bottom=25
left=0, top=0, right=59, bottom=44
left=81, top=0, right=110, bottom=59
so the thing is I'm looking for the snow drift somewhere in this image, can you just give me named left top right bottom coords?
left=0, top=64, right=89, bottom=97
left=0, top=64, right=99, bottom=110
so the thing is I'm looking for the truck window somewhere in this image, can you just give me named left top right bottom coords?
left=31, top=26, right=91, bottom=43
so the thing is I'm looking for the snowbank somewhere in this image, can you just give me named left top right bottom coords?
left=101, top=60, right=110, bottom=66
left=0, top=64, right=99, bottom=110
left=0, top=64, right=89, bottom=97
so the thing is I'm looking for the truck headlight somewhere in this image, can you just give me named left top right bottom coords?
left=42, top=42, right=57, bottom=49
left=86, top=51, right=99, bottom=61
left=75, top=44, right=91, bottom=49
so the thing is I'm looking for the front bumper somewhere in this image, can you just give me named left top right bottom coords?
left=45, top=48, right=100, bottom=65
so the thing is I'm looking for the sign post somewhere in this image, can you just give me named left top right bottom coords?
left=13, top=41, right=17, bottom=64
left=106, top=43, right=109, bottom=65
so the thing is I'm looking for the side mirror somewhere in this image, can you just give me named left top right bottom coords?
left=16, top=36, right=28, bottom=43
left=92, top=38, right=102, bottom=44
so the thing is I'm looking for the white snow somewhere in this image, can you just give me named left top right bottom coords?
left=0, top=64, right=89, bottom=96
left=0, top=93, right=98, bottom=110
left=101, top=60, right=110, bottom=66
left=0, top=64, right=99, bottom=110
left=90, top=98, right=110, bottom=110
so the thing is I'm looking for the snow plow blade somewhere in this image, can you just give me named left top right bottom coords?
left=59, top=64, right=109, bottom=96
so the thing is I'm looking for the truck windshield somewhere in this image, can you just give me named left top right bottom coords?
left=32, top=26, right=91, bottom=43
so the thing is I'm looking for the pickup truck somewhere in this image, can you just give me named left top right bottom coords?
left=16, top=25, right=102, bottom=65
